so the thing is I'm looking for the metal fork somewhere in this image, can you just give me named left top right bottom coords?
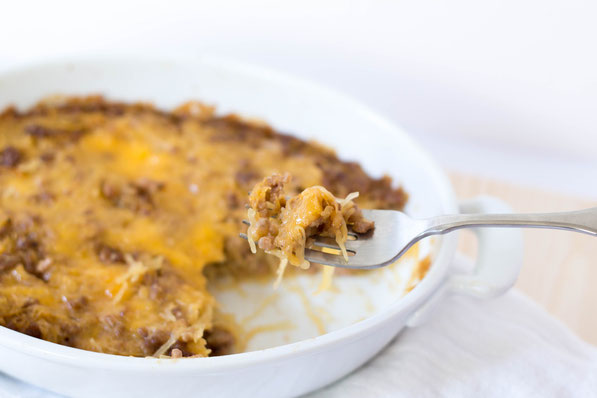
left=240, top=207, right=597, bottom=269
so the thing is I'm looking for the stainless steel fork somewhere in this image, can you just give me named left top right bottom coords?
left=241, top=207, right=597, bottom=269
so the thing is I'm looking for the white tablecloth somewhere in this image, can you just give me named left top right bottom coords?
left=2, top=257, right=596, bottom=397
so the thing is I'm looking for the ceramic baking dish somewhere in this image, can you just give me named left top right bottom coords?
left=0, top=56, right=522, bottom=397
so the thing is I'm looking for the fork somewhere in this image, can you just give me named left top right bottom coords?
left=240, top=207, right=597, bottom=269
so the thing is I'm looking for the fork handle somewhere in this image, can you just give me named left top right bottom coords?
left=424, top=207, right=597, bottom=237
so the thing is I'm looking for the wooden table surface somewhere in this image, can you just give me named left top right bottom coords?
left=450, top=172, right=597, bottom=345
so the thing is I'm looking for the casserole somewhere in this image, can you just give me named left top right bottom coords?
left=0, top=56, right=523, bottom=397
left=0, top=95, right=407, bottom=358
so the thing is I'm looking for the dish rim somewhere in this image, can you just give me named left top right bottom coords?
left=0, top=54, right=458, bottom=371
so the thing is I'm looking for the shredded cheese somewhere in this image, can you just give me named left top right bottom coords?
left=153, top=332, right=180, bottom=357
left=246, top=208, right=258, bottom=254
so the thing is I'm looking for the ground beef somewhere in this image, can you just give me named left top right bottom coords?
left=0, top=220, right=48, bottom=279
left=22, top=323, right=43, bottom=339
left=0, top=146, right=23, bottom=167
left=352, top=218, right=375, bottom=234
left=95, top=243, right=125, bottom=264
left=25, top=124, right=85, bottom=141
left=39, top=152, right=55, bottom=163
left=15, top=232, right=46, bottom=278
left=100, top=179, right=164, bottom=214
left=225, top=192, right=239, bottom=209
left=30, top=191, right=55, bottom=204
left=167, top=341, right=194, bottom=358
left=137, top=327, right=169, bottom=354
left=204, top=327, right=235, bottom=356
left=0, top=253, right=20, bottom=273
left=205, top=115, right=274, bottom=145
left=235, top=169, right=261, bottom=188
left=62, top=296, right=89, bottom=313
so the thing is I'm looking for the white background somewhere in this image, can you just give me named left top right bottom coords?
left=1, top=0, right=596, bottom=197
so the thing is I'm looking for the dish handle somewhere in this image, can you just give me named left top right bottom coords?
left=406, top=196, right=523, bottom=327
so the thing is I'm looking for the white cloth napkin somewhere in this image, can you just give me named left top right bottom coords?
left=310, top=264, right=597, bottom=397
left=2, top=256, right=597, bottom=398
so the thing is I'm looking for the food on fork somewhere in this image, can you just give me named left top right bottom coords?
left=246, top=173, right=375, bottom=286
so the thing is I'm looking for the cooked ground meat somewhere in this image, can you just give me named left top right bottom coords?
left=137, top=327, right=169, bottom=354
left=352, top=218, right=376, bottom=234
left=25, top=124, right=62, bottom=138
left=0, top=253, right=20, bottom=273
left=235, top=169, right=261, bottom=188
left=204, top=327, right=236, bottom=356
left=95, top=243, right=126, bottom=264
left=25, top=124, right=85, bottom=141
left=0, top=146, right=23, bottom=167
left=100, top=179, right=164, bottom=214
left=0, top=220, right=48, bottom=279
left=62, top=296, right=89, bottom=313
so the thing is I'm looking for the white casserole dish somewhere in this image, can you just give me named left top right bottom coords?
left=0, top=56, right=523, bottom=398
